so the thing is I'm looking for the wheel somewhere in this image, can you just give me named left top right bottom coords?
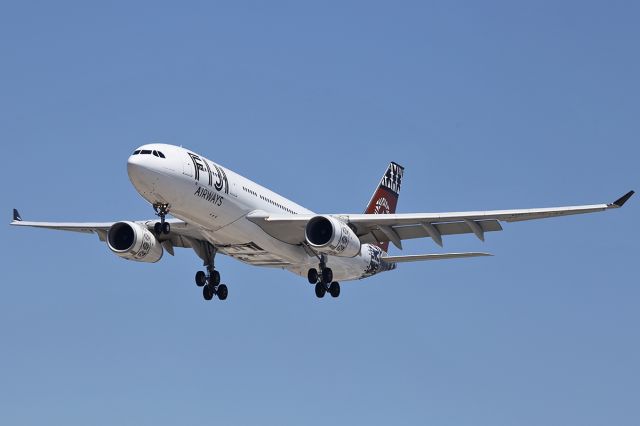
left=210, top=270, right=221, bottom=286
left=162, top=221, right=171, bottom=234
left=322, top=268, right=333, bottom=284
left=315, top=283, right=326, bottom=298
left=154, top=222, right=162, bottom=234
left=307, top=268, right=318, bottom=284
left=217, top=284, right=228, bottom=300
left=329, top=281, right=340, bottom=298
left=195, top=271, right=206, bottom=287
left=203, top=285, right=214, bottom=300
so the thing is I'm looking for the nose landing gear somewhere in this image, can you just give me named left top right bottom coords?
left=153, top=203, right=171, bottom=235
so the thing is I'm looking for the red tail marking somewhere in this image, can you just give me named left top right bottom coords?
left=364, top=162, right=404, bottom=252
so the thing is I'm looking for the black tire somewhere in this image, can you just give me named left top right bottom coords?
left=162, top=221, right=171, bottom=234
left=315, top=283, right=326, bottom=298
left=329, top=281, right=340, bottom=298
left=154, top=222, right=162, bottom=235
left=307, top=268, right=318, bottom=284
left=195, top=271, right=206, bottom=287
left=217, top=284, right=228, bottom=300
left=322, top=268, right=333, bottom=284
left=211, top=270, right=221, bottom=286
left=203, top=285, right=214, bottom=301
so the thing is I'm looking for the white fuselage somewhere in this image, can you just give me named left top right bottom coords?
left=126, top=143, right=390, bottom=282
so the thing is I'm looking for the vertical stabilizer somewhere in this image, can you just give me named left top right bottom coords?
left=364, top=162, right=404, bottom=252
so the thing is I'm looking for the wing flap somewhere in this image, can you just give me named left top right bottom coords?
left=360, top=219, right=503, bottom=245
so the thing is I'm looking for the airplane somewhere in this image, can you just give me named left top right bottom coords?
left=10, top=143, right=634, bottom=301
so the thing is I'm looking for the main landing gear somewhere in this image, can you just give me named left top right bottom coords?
left=314, top=281, right=340, bottom=298
left=308, top=255, right=340, bottom=299
left=194, top=244, right=228, bottom=301
left=153, top=203, right=171, bottom=235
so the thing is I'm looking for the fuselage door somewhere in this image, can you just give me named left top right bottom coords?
left=230, top=181, right=238, bottom=198
left=183, top=154, right=194, bottom=178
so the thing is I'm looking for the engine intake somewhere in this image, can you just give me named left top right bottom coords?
left=107, top=221, right=163, bottom=263
left=305, top=215, right=361, bottom=258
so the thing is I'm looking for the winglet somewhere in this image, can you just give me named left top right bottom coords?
left=13, top=209, right=22, bottom=222
left=609, top=191, right=635, bottom=208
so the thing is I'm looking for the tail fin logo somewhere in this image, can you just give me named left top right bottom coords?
left=374, top=197, right=390, bottom=214
left=381, top=163, right=403, bottom=195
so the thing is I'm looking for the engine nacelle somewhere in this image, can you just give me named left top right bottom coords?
left=305, top=215, right=361, bottom=258
left=107, top=221, right=163, bottom=263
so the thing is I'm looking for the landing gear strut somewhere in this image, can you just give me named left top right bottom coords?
left=308, top=254, right=340, bottom=299
left=194, top=243, right=228, bottom=301
left=153, top=203, right=171, bottom=235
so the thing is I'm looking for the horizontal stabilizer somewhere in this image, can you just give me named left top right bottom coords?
left=383, top=252, right=492, bottom=263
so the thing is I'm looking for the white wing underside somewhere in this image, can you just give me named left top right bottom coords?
left=10, top=218, right=204, bottom=256
left=247, top=191, right=634, bottom=248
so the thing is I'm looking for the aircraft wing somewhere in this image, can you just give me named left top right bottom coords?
left=10, top=209, right=205, bottom=256
left=247, top=190, right=634, bottom=248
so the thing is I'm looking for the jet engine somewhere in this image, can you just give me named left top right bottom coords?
left=305, top=215, right=361, bottom=258
left=107, top=221, right=163, bottom=263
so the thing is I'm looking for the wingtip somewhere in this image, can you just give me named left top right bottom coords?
left=12, top=208, right=22, bottom=222
left=610, top=190, right=635, bottom=208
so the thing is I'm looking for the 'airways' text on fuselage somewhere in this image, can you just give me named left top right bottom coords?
left=195, top=187, right=224, bottom=206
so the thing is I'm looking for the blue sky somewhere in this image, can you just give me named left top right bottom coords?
left=1, top=1, right=638, bottom=425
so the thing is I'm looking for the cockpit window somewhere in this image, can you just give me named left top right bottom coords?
left=133, top=149, right=165, bottom=157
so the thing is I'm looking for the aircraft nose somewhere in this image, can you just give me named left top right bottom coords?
left=127, top=151, right=156, bottom=190
left=127, top=153, right=145, bottom=180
